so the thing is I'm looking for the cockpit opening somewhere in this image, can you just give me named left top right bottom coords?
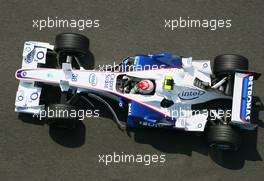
left=116, top=74, right=156, bottom=95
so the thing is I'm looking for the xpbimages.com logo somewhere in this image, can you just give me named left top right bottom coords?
left=32, top=17, right=100, bottom=31
left=98, top=152, right=166, bottom=166
left=33, top=107, right=100, bottom=120
left=164, top=17, right=232, bottom=31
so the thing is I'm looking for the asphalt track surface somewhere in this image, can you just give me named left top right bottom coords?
left=0, top=0, right=264, bottom=181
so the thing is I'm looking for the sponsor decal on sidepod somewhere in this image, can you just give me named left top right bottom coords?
left=178, top=89, right=205, bottom=100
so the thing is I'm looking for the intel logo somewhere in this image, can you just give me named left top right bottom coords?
left=89, top=73, right=97, bottom=86
left=178, top=89, right=205, bottom=100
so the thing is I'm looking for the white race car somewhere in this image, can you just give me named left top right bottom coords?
left=15, top=33, right=261, bottom=151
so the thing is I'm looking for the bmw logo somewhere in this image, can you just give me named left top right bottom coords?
left=30, top=92, right=38, bottom=100
left=25, top=47, right=31, bottom=52
left=17, top=95, right=24, bottom=101
left=22, top=71, right=27, bottom=77
left=37, top=51, right=44, bottom=59
left=26, top=57, right=33, bottom=63
left=198, top=123, right=202, bottom=128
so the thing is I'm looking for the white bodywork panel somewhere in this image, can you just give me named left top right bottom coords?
left=15, top=41, right=233, bottom=132
left=231, top=73, right=254, bottom=124
left=15, top=41, right=53, bottom=114
left=15, top=82, right=44, bottom=114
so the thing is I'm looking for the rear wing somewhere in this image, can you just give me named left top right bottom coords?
left=231, top=72, right=260, bottom=124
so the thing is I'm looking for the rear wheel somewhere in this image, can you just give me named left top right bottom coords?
left=46, top=104, right=80, bottom=129
left=213, top=54, right=249, bottom=95
left=213, top=54, right=248, bottom=75
left=207, top=125, right=241, bottom=151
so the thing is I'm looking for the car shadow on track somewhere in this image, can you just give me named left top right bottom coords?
left=129, top=96, right=264, bottom=169
left=18, top=113, right=86, bottom=148
left=49, top=122, right=86, bottom=148
left=18, top=82, right=263, bottom=169
left=128, top=127, right=262, bottom=169
left=18, top=49, right=95, bottom=148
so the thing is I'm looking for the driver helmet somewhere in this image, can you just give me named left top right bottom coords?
left=136, top=80, right=154, bottom=94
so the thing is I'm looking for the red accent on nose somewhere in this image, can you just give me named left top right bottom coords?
left=138, top=81, right=149, bottom=90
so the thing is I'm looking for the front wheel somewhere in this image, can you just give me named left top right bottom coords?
left=54, top=33, right=93, bottom=69
left=54, top=33, right=90, bottom=55
left=207, top=125, right=241, bottom=151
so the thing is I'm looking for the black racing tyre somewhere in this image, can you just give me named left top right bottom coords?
left=45, top=104, right=80, bottom=129
left=213, top=54, right=248, bottom=75
left=54, top=33, right=89, bottom=55
left=207, top=125, right=241, bottom=151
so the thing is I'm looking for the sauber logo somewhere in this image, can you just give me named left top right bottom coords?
left=178, top=89, right=205, bottom=100
left=245, top=76, right=253, bottom=120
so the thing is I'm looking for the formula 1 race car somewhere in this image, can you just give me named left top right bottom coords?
left=15, top=33, right=261, bottom=151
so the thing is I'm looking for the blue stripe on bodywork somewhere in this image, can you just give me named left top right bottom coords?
left=134, top=54, right=182, bottom=70
left=127, top=101, right=174, bottom=127
left=240, top=75, right=253, bottom=122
